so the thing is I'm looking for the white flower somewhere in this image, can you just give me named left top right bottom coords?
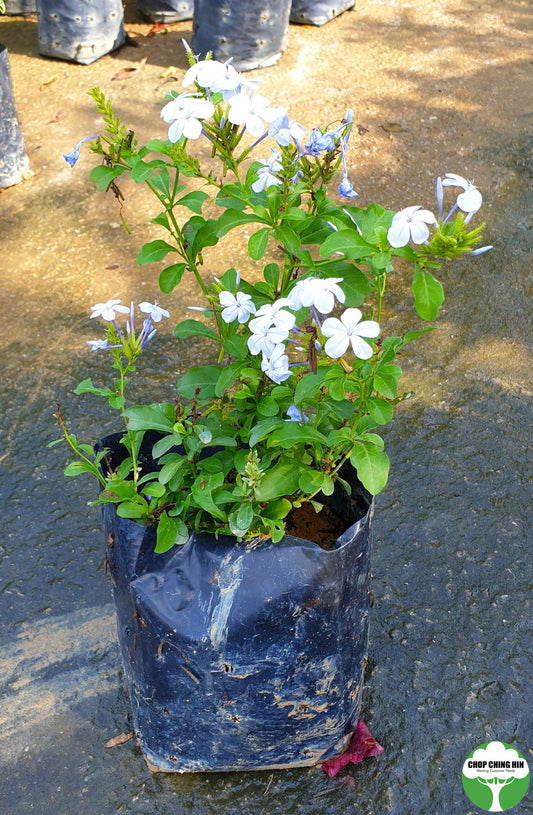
left=161, top=94, right=215, bottom=142
left=182, top=59, right=226, bottom=90
left=261, top=344, right=291, bottom=384
left=321, top=308, right=380, bottom=360
left=247, top=303, right=295, bottom=357
left=227, top=92, right=279, bottom=137
left=87, top=339, right=110, bottom=351
left=209, top=61, right=244, bottom=100
left=90, top=299, right=130, bottom=321
left=219, top=291, right=256, bottom=324
left=268, top=113, right=306, bottom=147
left=387, top=206, right=437, bottom=248
left=139, top=302, right=170, bottom=322
left=288, top=277, right=345, bottom=314
left=251, top=150, right=283, bottom=193
left=441, top=173, right=483, bottom=216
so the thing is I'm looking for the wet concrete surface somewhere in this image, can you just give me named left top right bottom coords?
left=0, top=0, right=532, bottom=812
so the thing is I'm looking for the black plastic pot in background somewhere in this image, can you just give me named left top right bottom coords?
left=290, top=0, right=354, bottom=26
left=0, top=46, right=30, bottom=190
left=36, top=0, right=125, bottom=64
left=98, top=433, right=374, bottom=772
left=4, top=0, right=37, bottom=13
left=137, top=0, right=192, bottom=24
left=191, top=0, right=292, bottom=71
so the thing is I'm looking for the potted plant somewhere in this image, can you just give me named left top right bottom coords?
left=55, top=46, right=490, bottom=773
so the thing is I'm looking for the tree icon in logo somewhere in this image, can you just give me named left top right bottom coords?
left=462, top=741, right=530, bottom=812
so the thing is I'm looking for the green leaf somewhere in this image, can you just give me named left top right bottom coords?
left=361, top=202, right=394, bottom=243
left=64, top=461, right=98, bottom=477
left=248, top=417, right=285, bottom=447
left=137, top=240, right=176, bottom=266
left=155, top=511, right=189, bottom=553
left=228, top=502, right=254, bottom=536
left=294, top=370, right=327, bottom=403
left=263, top=263, right=279, bottom=290
left=116, top=501, right=148, bottom=519
left=319, top=229, right=375, bottom=261
left=142, top=482, right=166, bottom=498
left=176, top=190, right=209, bottom=214
left=255, top=460, right=301, bottom=502
left=373, top=365, right=402, bottom=399
left=366, top=396, right=394, bottom=425
left=248, top=227, right=270, bottom=260
left=124, top=404, right=175, bottom=433
left=412, top=267, right=445, bottom=321
left=177, top=365, right=220, bottom=400
left=298, top=469, right=326, bottom=494
left=257, top=396, right=280, bottom=417
left=350, top=443, right=390, bottom=495
left=263, top=497, right=292, bottom=520
left=268, top=424, right=328, bottom=449
left=89, top=164, right=125, bottom=191
left=74, top=378, right=114, bottom=398
left=130, top=159, right=157, bottom=184
left=159, top=262, right=187, bottom=293
left=216, top=209, right=261, bottom=237
left=191, top=474, right=226, bottom=520
left=174, top=319, right=220, bottom=342
left=274, top=223, right=300, bottom=255
left=340, top=266, right=372, bottom=306
left=222, top=334, right=249, bottom=360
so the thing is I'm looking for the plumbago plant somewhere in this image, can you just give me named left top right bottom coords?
left=55, top=47, right=490, bottom=552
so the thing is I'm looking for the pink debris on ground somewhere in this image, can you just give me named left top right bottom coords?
left=322, top=719, right=384, bottom=777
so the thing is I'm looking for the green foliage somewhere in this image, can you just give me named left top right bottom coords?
left=56, top=79, right=488, bottom=553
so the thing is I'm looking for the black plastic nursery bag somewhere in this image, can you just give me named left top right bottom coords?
left=0, top=46, right=31, bottom=190
left=290, top=0, right=354, bottom=26
left=191, top=0, right=292, bottom=71
left=37, top=0, right=125, bottom=64
left=137, top=0, right=193, bottom=24
left=101, top=436, right=374, bottom=772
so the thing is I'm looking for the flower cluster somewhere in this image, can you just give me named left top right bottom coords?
left=218, top=277, right=380, bottom=385
left=56, top=47, right=490, bottom=550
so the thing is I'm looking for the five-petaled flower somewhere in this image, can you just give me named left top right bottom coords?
left=219, top=291, right=257, bottom=324
left=269, top=113, right=306, bottom=147
left=227, top=91, right=278, bottom=137
left=251, top=149, right=283, bottom=193
left=161, top=93, right=215, bottom=142
left=90, top=299, right=131, bottom=322
left=387, top=206, right=437, bottom=248
left=288, top=277, right=346, bottom=315
left=139, top=302, right=170, bottom=322
left=322, top=308, right=380, bottom=360
left=261, top=344, right=291, bottom=384
left=441, top=173, right=482, bottom=220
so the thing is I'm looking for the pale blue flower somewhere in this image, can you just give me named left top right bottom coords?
left=288, top=277, right=345, bottom=314
left=442, top=173, right=482, bottom=217
left=139, top=302, right=170, bottom=322
left=305, top=129, right=336, bottom=155
left=227, top=92, right=278, bottom=137
left=338, top=176, right=359, bottom=199
left=182, top=58, right=227, bottom=89
left=269, top=113, right=306, bottom=147
left=161, top=94, right=214, bottom=141
left=90, top=299, right=130, bottom=322
left=87, top=339, right=110, bottom=351
left=387, top=206, right=436, bottom=248
left=261, top=344, right=291, bottom=384
left=219, top=291, right=256, bottom=324
left=285, top=405, right=309, bottom=423
left=63, top=135, right=98, bottom=167
left=251, top=150, right=283, bottom=193
left=322, top=308, right=380, bottom=360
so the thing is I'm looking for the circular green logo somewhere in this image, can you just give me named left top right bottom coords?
left=462, top=741, right=530, bottom=811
